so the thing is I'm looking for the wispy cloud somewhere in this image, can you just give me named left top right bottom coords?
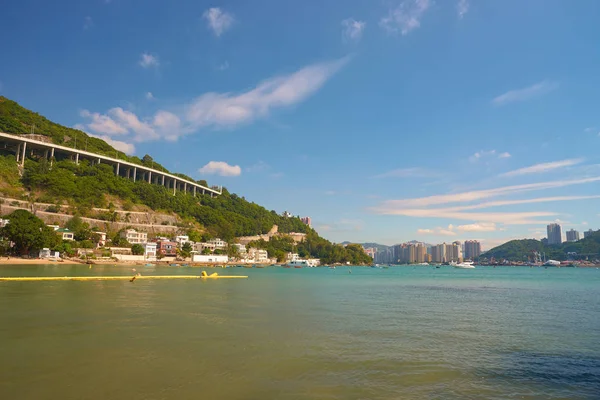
left=203, top=7, right=234, bottom=37
left=79, top=58, right=348, bottom=143
left=492, top=81, right=558, bottom=106
left=457, top=0, right=469, bottom=19
left=374, top=167, right=439, bottom=179
left=469, top=149, right=511, bottom=163
left=375, top=177, right=600, bottom=208
left=139, top=53, right=159, bottom=69
left=199, top=161, right=241, bottom=177
left=246, top=160, right=270, bottom=173
left=380, top=0, right=431, bottom=35
left=83, top=16, right=93, bottom=30
left=499, top=158, right=584, bottom=177
left=145, top=92, right=154, bottom=100
left=217, top=61, right=230, bottom=71
left=342, top=18, right=366, bottom=42
left=371, top=177, right=600, bottom=225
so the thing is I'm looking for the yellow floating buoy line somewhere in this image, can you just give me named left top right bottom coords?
left=0, top=273, right=248, bottom=282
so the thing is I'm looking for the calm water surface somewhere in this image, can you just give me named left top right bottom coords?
left=1, top=265, right=599, bottom=399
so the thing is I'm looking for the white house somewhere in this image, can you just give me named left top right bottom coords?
left=142, top=242, right=157, bottom=261
left=56, top=228, right=74, bottom=241
left=175, top=235, right=191, bottom=247
left=120, top=229, right=147, bottom=244
left=0, top=219, right=9, bottom=228
left=192, top=254, right=229, bottom=263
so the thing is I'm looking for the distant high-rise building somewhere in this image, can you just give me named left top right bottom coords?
left=547, top=223, right=562, bottom=245
left=464, top=240, right=482, bottom=260
left=566, top=229, right=580, bottom=242
left=584, top=229, right=596, bottom=239
left=300, top=216, right=311, bottom=227
left=415, top=243, right=426, bottom=263
left=363, top=247, right=376, bottom=259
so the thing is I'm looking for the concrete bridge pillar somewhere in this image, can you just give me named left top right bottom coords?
left=116, top=163, right=120, bottom=176
left=75, top=153, right=79, bottom=165
left=21, top=142, right=27, bottom=166
left=173, top=179, right=177, bottom=195
left=50, top=148, right=55, bottom=167
left=193, top=186, right=196, bottom=196
left=162, top=175, right=165, bottom=186
left=133, top=167, right=137, bottom=182
left=148, top=171, right=152, bottom=183
left=16, top=143, right=21, bottom=163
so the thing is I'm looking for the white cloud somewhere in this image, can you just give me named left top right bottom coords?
left=498, top=152, right=511, bottom=159
left=457, top=0, right=469, bottom=19
left=583, top=127, right=595, bottom=133
left=342, top=18, right=366, bottom=42
left=139, top=53, right=159, bottom=69
left=145, top=92, right=154, bottom=100
left=84, top=16, right=93, bottom=30
left=79, top=58, right=348, bottom=143
left=380, top=0, right=431, bottom=35
left=371, top=178, right=600, bottom=225
left=417, top=226, right=456, bottom=236
left=73, top=123, right=136, bottom=155
left=80, top=110, right=128, bottom=135
left=91, top=135, right=136, bottom=155
left=492, top=81, right=558, bottom=106
left=203, top=7, right=234, bottom=37
left=185, top=57, right=348, bottom=130
left=198, top=161, right=241, bottom=177
left=374, top=167, right=439, bottom=179
left=500, top=158, right=584, bottom=177
left=456, top=222, right=497, bottom=232
left=217, top=61, right=230, bottom=71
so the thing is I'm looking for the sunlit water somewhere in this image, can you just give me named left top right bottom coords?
left=1, top=265, right=599, bottom=399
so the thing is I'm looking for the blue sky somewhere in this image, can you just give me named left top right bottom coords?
left=2, top=0, right=600, bottom=248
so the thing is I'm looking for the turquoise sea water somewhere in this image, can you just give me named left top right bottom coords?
left=1, top=265, right=599, bottom=399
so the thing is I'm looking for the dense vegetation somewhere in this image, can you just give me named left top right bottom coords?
left=248, top=232, right=373, bottom=265
left=482, top=232, right=600, bottom=261
left=0, top=210, right=59, bottom=255
left=0, top=97, right=372, bottom=264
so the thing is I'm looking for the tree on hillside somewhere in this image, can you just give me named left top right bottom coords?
left=131, top=244, right=144, bottom=255
left=180, top=242, right=192, bottom=258
left=1, top=210, right=59, bottom=255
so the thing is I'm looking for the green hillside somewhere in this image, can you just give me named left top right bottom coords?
left=482, top=232, right=600, bottom=261
left=0, top=97, right=372, bottom=264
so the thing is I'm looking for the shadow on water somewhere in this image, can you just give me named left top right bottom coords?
left=485, top=351, right=600, bottom=398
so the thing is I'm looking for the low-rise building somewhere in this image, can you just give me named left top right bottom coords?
left=175, top=235, right=190, bottom=247
left=142, top=242, right=157, bottom=260
left=232, top=243, right=246, bottom=254
left=192, top=254, right=229, bottom=263
left=39, top=248, right=60, bottom=259
left=120, top=229, right=147, bottom=244
left=56, top=228, right=74, bottom=241
left=248, top=248, right=269, bottom=263
left=207, top=238, right=227, bottom=250
left=95, top=231, right=107, bottom=248
left=0, top=219, right=10, bottom=228
left=156, top=240, right=177, bottom=257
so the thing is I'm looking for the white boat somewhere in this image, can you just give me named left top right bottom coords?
left=451, top=261, right=475, bottom=269
left=287, top=259, right=318, bottom=268
left=543, top=260, right=561, bottom=267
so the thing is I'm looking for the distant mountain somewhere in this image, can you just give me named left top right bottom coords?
left=483, top=231, right=600, bottom=261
